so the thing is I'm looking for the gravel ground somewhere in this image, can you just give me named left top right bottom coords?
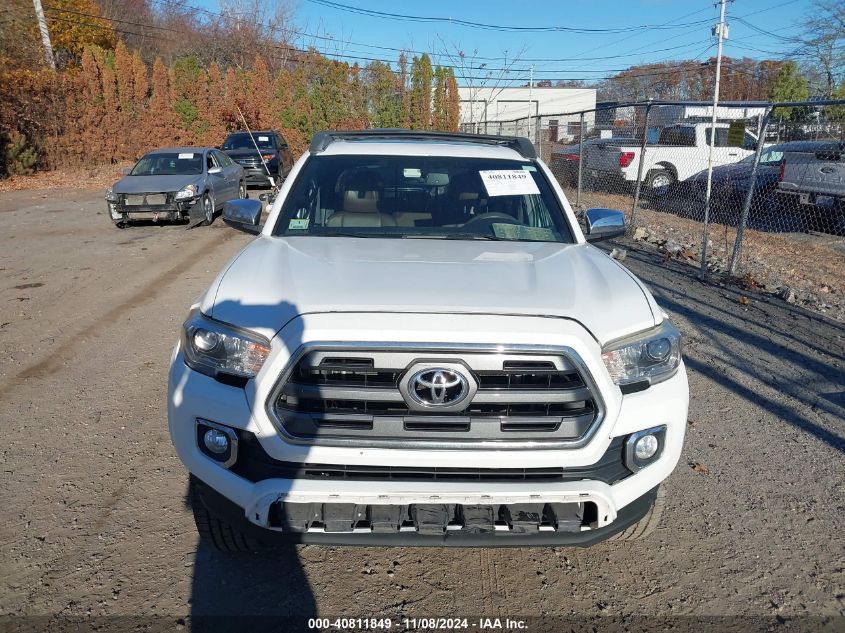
left=0, top=188, right=842, bottom=632
left=560, top=184, right=845, bottom=323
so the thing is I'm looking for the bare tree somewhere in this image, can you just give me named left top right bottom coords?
left=437, top=36, right=526, bottom=132
left=797, top=0, right=845, bottom=96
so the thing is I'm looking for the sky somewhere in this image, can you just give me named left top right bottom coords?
left=207, top=0, right=812, bottom=85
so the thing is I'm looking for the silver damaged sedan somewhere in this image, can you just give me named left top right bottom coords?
left=105, top=147, right=246, bottom=228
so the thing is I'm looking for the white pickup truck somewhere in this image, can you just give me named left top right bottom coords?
left=585, top=122, right=759, bottom=189
left=168, top=130, right=689, bottom=550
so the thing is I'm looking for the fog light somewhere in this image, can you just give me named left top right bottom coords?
left=196, top=420, right=238, bottom=468
left=624, top=425, right=666, bottom=472
left=203, top=428, right=229, bottom=454
left=634, top=434, right=659, bottom=460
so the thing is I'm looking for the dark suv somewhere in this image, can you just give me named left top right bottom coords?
left=221, top=131, right=294, bottom=187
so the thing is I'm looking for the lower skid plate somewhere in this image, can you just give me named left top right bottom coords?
left=266, top=500, right=590, bottom=535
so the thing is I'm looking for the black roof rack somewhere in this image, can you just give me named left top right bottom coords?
left=309, top=128, right=537, bottom=160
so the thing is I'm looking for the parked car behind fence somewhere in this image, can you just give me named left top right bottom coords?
left=778, top=140, right=845, bottom=234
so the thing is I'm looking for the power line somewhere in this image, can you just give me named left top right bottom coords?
left=148, top=0, right=711, bottom=65
left=36, top=5, right=790, bottom=87
left=304, top=0, right=713, bottom=34
left=732, top=17, right=804, bottom=44
left=39, top=5, right=716, bottom=78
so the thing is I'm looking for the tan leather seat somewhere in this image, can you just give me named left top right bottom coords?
left=327, top=181, right=397, bottom=227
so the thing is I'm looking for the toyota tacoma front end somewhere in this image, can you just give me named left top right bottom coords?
left=168, top=130, right=689, bottom=550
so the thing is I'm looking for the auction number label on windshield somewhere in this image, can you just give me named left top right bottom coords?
left=178, top=153, right=194, bottom=159
left=479, top=170, right=540, bottom=197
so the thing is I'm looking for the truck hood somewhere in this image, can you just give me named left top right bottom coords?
left=111, top=174, right=202, bottom=194
left=203, top=236, right=658, bottom=344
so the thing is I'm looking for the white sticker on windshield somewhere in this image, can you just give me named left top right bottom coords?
left=258, top=136, right=270, bottom=142
left=177, top=153, right=194, bottom=159
left=289, top=218, right=309, bottom=230
left=479, top=170, right=540, bottom=197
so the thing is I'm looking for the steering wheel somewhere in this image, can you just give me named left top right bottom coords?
left=461, top=212, right=522, bottom=229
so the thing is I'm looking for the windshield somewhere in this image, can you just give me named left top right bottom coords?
left=222, top=133, right=275, bottom=150
left=274, top=155, right=574, bottom=243
left=130, top=152, right=203, bottom=176
left=739, top=147, right=785, bottom=166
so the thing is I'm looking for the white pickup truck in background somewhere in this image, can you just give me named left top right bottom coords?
left=585, top=122, right=760, bottom=190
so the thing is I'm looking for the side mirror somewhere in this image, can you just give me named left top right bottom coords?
left=122, top=167, right=132, bottom=176
left=223, top=199, right=263, bottom=234
left=584, top=208, right=626, bottom=243
left=208, top=166, right=223, bottom=175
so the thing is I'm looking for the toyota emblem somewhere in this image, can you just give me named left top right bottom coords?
left=408, top=368, right=470, bottom=407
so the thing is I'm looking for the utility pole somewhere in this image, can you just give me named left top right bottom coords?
left=527, top=65, right=534, bottom=141
left=699, top=0, right=728, bottom=279
left=32, top=0, right=56, bottom=71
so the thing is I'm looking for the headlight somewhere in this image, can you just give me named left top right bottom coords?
left=181, top=310, right=271, bottom=379
left=105, top=188, right=119, bottom=202
left=174, top=184, right=199, bottom=200
left=601, top=321, right=681, bottom=391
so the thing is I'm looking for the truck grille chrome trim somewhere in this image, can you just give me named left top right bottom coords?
left=266, top=342, right=606, bottom=450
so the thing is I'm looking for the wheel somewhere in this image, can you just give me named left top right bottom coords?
left=238, top=180, right=247, bottom=199
left=644, top=169, right=675, bottom=190
left=609, top=486, right=665, bottom=541
left=189, top=476, right=262, bottom=553
left=202, top=192, right=215, bottom=226
left=113, top=221, right=127, bottom=229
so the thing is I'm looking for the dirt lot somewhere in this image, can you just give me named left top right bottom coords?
left=561, top=185, right=845, bottom=324
left=0, top=187, right=843, bottom=632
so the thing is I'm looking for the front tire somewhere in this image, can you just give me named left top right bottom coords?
left=202, top=192, right=215, bottom=226
left=190, top=476, right=261, bottom=553
left=609, top=485, right=665, bottom=541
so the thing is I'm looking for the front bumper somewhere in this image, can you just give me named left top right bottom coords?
left=240, top=166, right=276, bottom=185
left=107, top=198, right=198, bottom=222
left=193, top=474, right=660, bottom=547
left=169, top=313, right=689, bottom=545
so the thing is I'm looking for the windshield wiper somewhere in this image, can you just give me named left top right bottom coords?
left=439, top=233, right=508, bottom=241
left=316, top=231, right=395, bottom=238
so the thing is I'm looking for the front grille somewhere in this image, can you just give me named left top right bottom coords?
left=123, top=193, right=169, bottom=206
left=269, top=346, right=603, bottom=448
left=235, top=157, right=262, bottom=168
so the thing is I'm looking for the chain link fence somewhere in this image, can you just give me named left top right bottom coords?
left=466, top=99, right=845, bottom=313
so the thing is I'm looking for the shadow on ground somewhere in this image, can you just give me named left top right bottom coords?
left=612, top=240, right=844, bottom=454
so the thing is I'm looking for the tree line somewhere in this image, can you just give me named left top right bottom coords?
left=0, top=1, right=460, bottom=176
